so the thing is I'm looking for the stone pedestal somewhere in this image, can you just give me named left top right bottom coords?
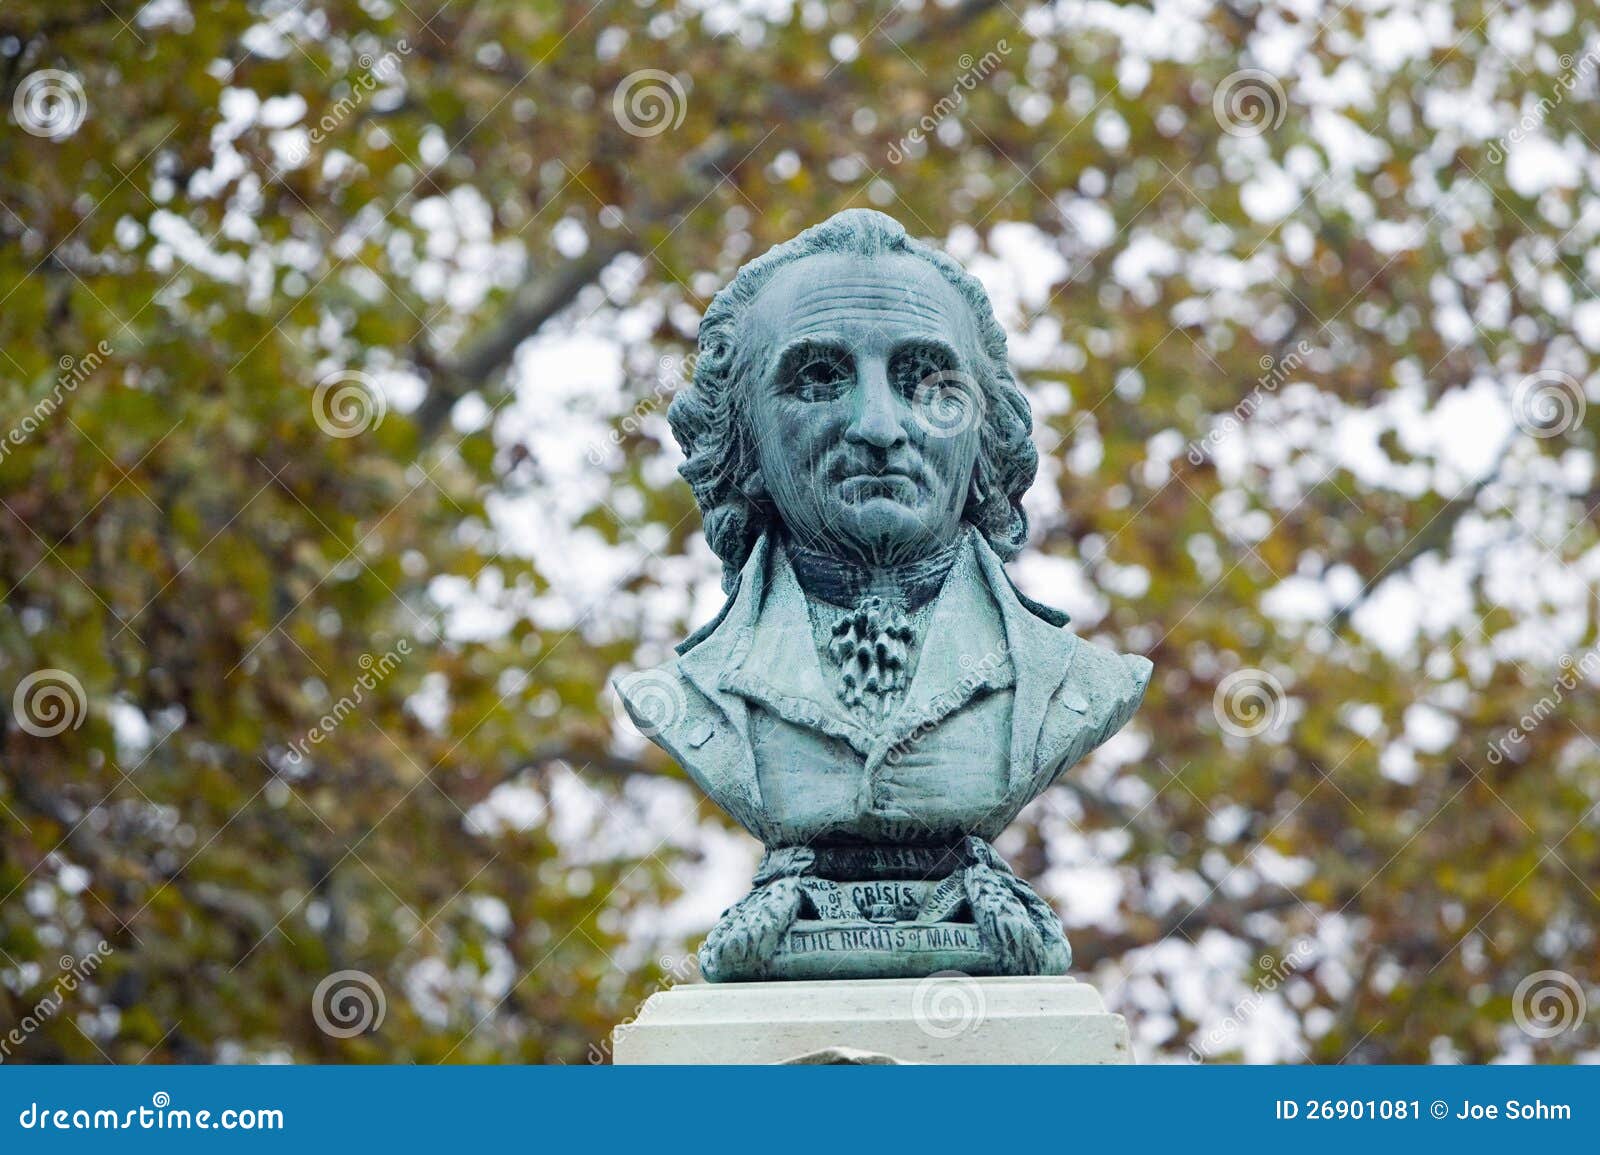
left=612, top=975, right=1131, bottom=1064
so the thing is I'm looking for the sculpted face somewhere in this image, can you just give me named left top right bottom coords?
left=742, top=253, right=985, bottom=567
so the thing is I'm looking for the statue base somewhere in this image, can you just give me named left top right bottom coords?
left=612, top=975, right=1131, bottom=1064
left=768, top=919, right=994, bottom=980
left=698, top=841, right=1073, bottom=982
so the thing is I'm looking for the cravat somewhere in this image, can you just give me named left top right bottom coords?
left=825, top=594, right=914, bottom=721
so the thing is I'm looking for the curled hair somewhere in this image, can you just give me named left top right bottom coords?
left=668, top=209, right=1037, bottom=591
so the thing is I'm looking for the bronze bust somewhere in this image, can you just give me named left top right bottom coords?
left=617, top=209, right=1150, bottom=981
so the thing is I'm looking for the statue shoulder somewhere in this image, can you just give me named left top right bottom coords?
left=613, top=660, right=699, bottom=741
left=612, top=660, right=764, bottom=837
left=1030, top=634, right=1153, bottom=788
left=1057, top=633, right=1153, bottom=730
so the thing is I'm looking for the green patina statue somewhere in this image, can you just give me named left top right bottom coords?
left=617, top=209, right=1150, bottom=982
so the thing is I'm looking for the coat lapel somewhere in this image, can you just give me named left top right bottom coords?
left=716, top=540, right=877, bottom=757
left=674, top=535, right=772, bottom=824
left=970, top=537, right=1082, bottom=788
left=873, top=536, right=1015, bottom=761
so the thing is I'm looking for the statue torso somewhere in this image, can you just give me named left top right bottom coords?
left=747, top=535, right=1018, bottom=846
left=616, top=529, right=1151, bottom=851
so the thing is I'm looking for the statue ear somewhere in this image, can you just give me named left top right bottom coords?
left=966, top=466, right=987, bottom=514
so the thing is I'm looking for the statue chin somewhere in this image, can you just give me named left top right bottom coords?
left=811, top=500, right=951, bottom=566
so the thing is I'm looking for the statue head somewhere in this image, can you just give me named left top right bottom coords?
left=669, top=209, right=1037, bottom=590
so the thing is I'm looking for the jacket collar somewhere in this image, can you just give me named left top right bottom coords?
left=871, top=537, right=1014, bottom=757
left=677, top=529, right=1080, bottom=789
left=723, top=540, right=873, bottom=753
left=971, top=536, right=1082, bottom=779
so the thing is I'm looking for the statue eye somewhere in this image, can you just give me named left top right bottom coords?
left=889, top=343, right=958, bottom=399
left=784, top=346, right=854, bottom=402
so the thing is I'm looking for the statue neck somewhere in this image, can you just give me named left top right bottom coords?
left=783, top=530, right=965, bottom=611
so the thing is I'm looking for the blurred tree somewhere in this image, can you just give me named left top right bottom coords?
left=2, top=0, right=1596, bottom=1062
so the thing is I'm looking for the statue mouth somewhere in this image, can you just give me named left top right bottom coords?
left=834, top=455, right=923, bottom=485
left=839, top=472, right=919, bottom=501
left=843, top=469, right=915, bottom=482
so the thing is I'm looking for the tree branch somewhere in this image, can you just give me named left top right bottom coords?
left=412, top=236, right=628, bottom=439
left=413, top=0, right=1009, bottom=443
left=1328, top=443, right=1510, bottom=632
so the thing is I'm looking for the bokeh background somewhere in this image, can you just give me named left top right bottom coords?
left=3, top=0, right=1598, bottom=1064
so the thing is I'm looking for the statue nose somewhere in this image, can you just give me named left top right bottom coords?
left=846, top=361, right=908, bottom=450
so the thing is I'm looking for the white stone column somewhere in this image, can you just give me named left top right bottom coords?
left=613, top=975, right=1132, bottom=1064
